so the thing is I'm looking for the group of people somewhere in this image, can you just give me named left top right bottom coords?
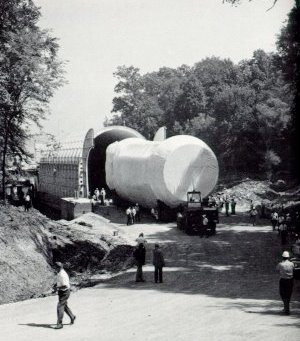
left=92, top=187, right=107, bottom=205
left=270, top=209, right=300, bottom=245
left=197, top=193, right=238, bottom=217
left=133, top=233, right=165, bottom=283
left=126, top=204, right=140, bottom=225
left=217, top=196, right=237, bottom=216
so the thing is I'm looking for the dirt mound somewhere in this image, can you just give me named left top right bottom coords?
left=0, top=206, right=134, bottom=304
left=0, top=205, right=55, bottom=304
left=218, top=180, right=300, bottom=212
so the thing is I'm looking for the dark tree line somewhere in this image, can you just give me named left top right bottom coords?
left=107, top=4, right=299, bottom=182
left=0, top=0, right=65, bottom=201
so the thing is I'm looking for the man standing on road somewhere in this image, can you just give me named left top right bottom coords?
left=133, top=243, right=146, bottom=282
left=135, top=203, right=141, bottom=222
left=152, top=243, right=165, bottom=283
left=126, top=207, right=132, bottom=225
left=250, top=208, right=258, bottom=226
left=131, top=206, right=136, bottom=224
left=271, top=211, right=279, bottom=231
left=100, top=188, right=106, bottom=205
left=276, top=251, right=295, bottom=315
left=94, top=188, right=100, bottom=201
left=54, top=262, right=76, bottom=329
left=24, top=193, right=31, bottom=211
left=199, top=214, right=208, bottom=238
left=225, top=198, right=230, bottom=216
left=230, top=198, right=236, bottom=215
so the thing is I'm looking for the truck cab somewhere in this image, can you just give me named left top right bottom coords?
left=177, top=191, right=219, bottom=236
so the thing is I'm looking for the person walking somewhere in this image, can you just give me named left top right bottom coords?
left=133, top=243, right=146, bottom=282
left=276, top=251, right=295, bottom=315
left=152, top=243, right=165, bottom=283
left=54, top=262, right=76, bottom=329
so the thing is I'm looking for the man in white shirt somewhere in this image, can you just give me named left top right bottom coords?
left=126, top=207, right=132, bottom=225
left=276, top=251, right=295, bottom=315
left=100, top=188, right=106, bottom=205
left=131, top=207, right=136, bottom=224
left=55, top=262, right=76, bottom=329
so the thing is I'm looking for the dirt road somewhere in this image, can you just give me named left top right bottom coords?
left=2, top=214, right=300, bottom=340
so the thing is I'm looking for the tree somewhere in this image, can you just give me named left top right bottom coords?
left=109, top=66, right=164, bottom=138
left=173, top=75, right=207, bottom=124
left=276, top=3, right=300, bottom=181
left=109, top=49, right=292, bottom=179
left=0, top=0, right=65, bottom=202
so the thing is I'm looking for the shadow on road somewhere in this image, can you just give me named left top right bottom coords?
left=89, top=215, right=300, bottom=304
left=19, top=323, right=59, bottom=329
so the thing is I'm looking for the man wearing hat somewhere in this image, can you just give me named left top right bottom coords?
left=55, top=262, right=76, bottom=329
left=276, top=251, right=295, bottom=315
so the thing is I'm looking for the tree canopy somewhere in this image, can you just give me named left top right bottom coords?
left=107, top=45, right=294, bottom=181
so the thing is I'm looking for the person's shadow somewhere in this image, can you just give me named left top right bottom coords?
left=19, top=323, right=68, bottom=329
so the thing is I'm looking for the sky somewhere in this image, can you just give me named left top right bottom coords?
left=34, top=0, right=294, bottom=142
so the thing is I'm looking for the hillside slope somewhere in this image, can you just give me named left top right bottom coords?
left=0, top=206, right=133, bottom=304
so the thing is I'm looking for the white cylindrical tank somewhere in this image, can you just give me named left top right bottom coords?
left=106, top=135, right=218, bottom=208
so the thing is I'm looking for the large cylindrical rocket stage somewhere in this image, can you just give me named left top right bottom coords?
left=105, top=135, right=218, bottom=208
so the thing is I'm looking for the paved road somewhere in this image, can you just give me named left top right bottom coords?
left=2, top=215, right=300, bottom=341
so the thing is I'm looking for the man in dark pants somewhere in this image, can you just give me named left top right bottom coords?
left=135, top=203, right=141, bottom=222
left=230, top=198, right=236, bottom=215
left=54, top=262, right=76, bottom=329
left=280, top=223, right=288, bottom=245
left=225, top=199, right=230, bottom=216
left=152, top=243, right=165, bottom=283
left=276, top=251, right=295, bottom=315
left=133, top=243, right=146, bottom=282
